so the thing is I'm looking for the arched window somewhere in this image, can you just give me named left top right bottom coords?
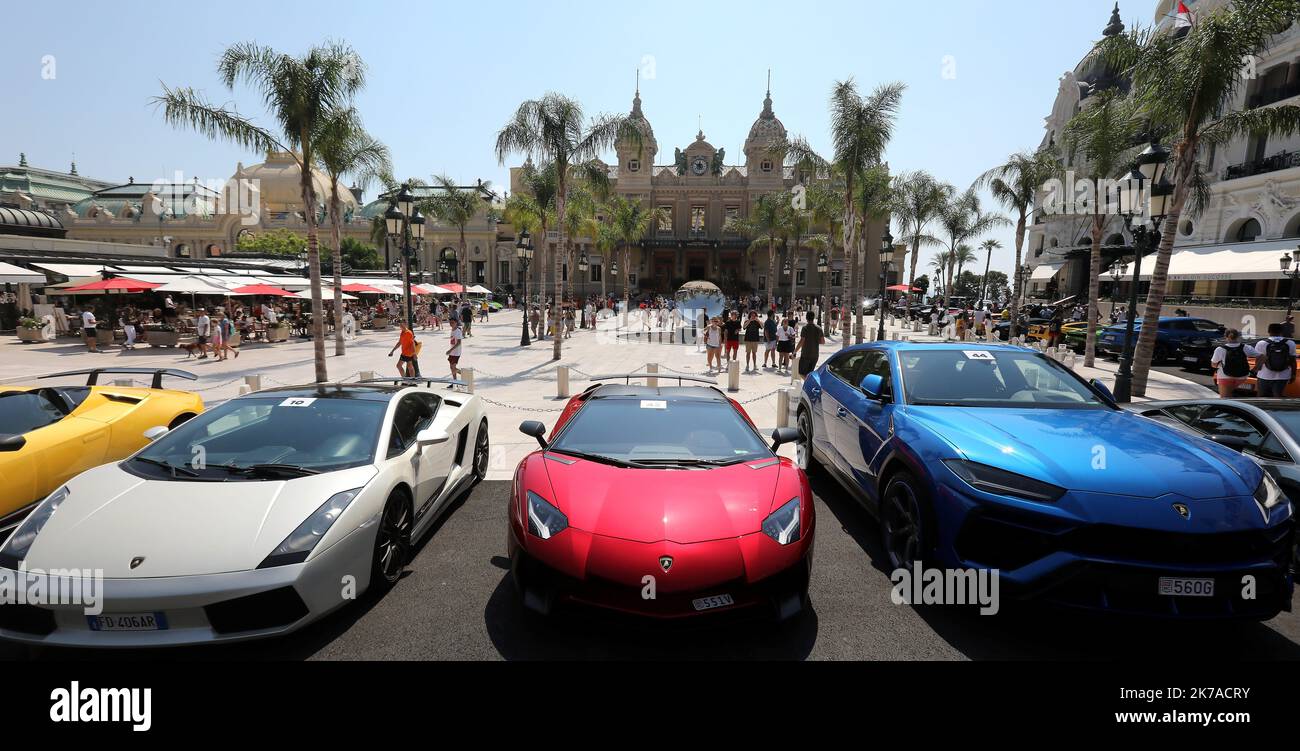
left=1236, top=218, right=1262, bottom=242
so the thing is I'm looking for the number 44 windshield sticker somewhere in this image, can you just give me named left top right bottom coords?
left=963, top=351, right=995, bottom=361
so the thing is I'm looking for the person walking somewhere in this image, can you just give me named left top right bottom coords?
left=723, top=310, right=741, bottom=363
left=704, top=316, right=723, bottom=373
left=763, top=310, right=778, bottom=370
left=119, top=310, right=136, bottom=350
left=446, top=317, right=464, bottom=385
left=388, top=321, right=418, bottom=377
left=1211, top=329, right=1252, bottom=398
left=1251, top=323, right=1297, bottom=397
left=530, top=306, right=542, bottom=340
left=794, top=311, right=825, bottom=383
left=81, top=307, right=99, bottom=353
left=194, top=308, right=211, bottom=359
left=743, top=311, right=762, bottom=374
left=776, top=315, right=795, bottom=373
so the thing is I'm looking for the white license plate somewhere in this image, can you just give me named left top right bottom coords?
left=1158, top=577, right=1215, bottom=597
left=1183, top=356, right=1200, bottom=363
left=87, top=612, right=168, bottom=631
left=691, top=594, right=735, bottom=611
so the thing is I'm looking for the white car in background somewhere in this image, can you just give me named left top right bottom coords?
left=0, top=378, right=489, bottom=647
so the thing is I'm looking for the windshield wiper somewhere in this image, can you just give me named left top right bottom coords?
left=134, top=456, right=200, bottom=478
left=633, top=457, right=750, bottom=467
left=220, top=463, right=321, bottom=478
left=547, top=449, right=649, bottom=468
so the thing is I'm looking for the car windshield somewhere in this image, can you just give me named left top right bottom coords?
left=129, top=395, right=387, bottom=480
left=0, top=390, right=68, bottom=435
left=549, top=397, right=771, bottom=464
left=1258, top=407, right=1300, bottom=440
left=899, top=349, right=1108, bottom=409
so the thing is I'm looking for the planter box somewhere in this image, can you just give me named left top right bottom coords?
left=266, top=325, right=290, bottom=343
left=371, top=316, right=391, bottom=331
left=17, top=328, right=48, bottom=343
left=95, top=329, right=115, bottom=346
left=148, top=331, right=181, bottom=348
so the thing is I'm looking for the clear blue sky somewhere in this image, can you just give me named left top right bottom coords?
left=2, top=0, right=1154, bottom=278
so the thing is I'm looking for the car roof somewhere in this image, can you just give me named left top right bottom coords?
left=587, top=383, right=730, bottom=402
left=246, top=384, right=401, bottom=402
left=842, top=341, right=1035, bottom=353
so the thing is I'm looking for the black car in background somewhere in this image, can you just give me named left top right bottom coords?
left=1175, top=335, right=1227, bottom=371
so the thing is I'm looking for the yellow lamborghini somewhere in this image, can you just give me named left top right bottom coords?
left=0, top=368, right=203, bottom=534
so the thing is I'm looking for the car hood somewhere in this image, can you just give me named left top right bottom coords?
left=21, top=463, right=377, bottom=578
left=904, top=406, right=1257, bottom=500
left=543, top=458, right=783, bottom=544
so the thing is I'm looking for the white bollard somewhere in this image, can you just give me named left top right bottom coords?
left=238, top=384, right=251, bottom=396
left=776, top=388, right=791, bottom=429
left=245, top=374, right=262, bottom=391
left=461, top=368, right=475, bottom=393
left=557, top=365, right=570, bottom=399
left=647, top=362, right=658, bottom=389
left=727, top=360, right=740, bottom=393
left=359, top=370, right=375, bottom=382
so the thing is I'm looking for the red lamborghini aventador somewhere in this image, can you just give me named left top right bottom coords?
left=508, top=374, right=814, bottom=621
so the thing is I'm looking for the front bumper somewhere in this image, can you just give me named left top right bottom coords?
left=508, top=527, right=812, bottom=622
left=0, top=520, right=374, bottom=647
left=933, top=481, right=1294, bottom=619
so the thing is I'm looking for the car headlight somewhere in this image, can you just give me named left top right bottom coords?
left=762, top=497, right=802, bottom=545
left=943, top=459, right=1066, bottom=503
left=526, top=491, right=568, bottom=540
left=0, top=486, right=69, bottom=569
left=1254, top=471, right=1284, bottom=513
left=258, top=488, right=360, bottom=569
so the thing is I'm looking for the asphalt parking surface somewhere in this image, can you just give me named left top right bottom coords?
left=4, top=475, right=1298, bottom=661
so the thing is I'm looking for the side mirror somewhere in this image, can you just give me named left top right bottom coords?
left=1089, top=378, right=1117, bottom=407
left=859, top=373, right=884, bottom=399
left=416, top=427, right=450, bottom=446
left=142, top=426, right=169, bottom=442
left=770, top=427, right=799, bottom=451
left=0, top=434, right=26, bottom=452
left=519, top=420, right=548, bottom=449
left=1207, top=433, right=1250, bottom=451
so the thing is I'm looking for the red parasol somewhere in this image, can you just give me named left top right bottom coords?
left=229, top=284, right=294, bottom=296
left=62, top=276, right=162, bottom=294
left=341, top=283, right=388, bottom=294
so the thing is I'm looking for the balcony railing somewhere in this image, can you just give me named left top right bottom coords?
left=1222, top=149, right=1300, bottom=181
left=1248, top=79, right=1300, bottom=108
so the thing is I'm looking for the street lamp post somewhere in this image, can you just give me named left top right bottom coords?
left=383, top=184, right=424, bottom=332
left=1109, top=259, right=1127, bottom=319
left=1279, top=247, right=1300, bottom=337
left=517, top=230, right=534, bottom=346
left=817, top=250, right=829, bottom=333
left=1113, top=139, right=1172, bottom=403
left=878, top=230, right=895, bottom=342
left=578, top=249, right=589, bottom=329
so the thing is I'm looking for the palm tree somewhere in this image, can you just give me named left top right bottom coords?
left=495, top=93, right=636, bottom=361
left=852, top=165, right=894, bottom=342
left=781, top=199, right=812, bottom=308
left=975, top=149, right=1060, bottom=340
left=1095, top=0, right=1300, bottom=395
left=1063, top=88, right=1138, bottom=367
left=930, top=251, right=953, bottom=297
left=977, top=238, right=1002, bottom=305
left=952, top=244, right=979, bottom=290
left=937, top=187, right=1005, bottom=296
left=427, top=175, right=490, bottom=292
left=806, top=182, right=843, bottom=330
left=893, top=170, right=949, bottom=308
left=780, top=79, right=905, bottom=345
left=504, top=161, right=559, bottom=315
left=155, top=41, right=366, bottom=383
left=579, top=208, right=618, bottom=304
left=315, top=107, right=391, bottom=356
left=607, top=195, right=668, bottom=326
left=725, top=193, right=788, bottom=309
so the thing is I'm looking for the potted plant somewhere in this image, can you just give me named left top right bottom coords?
left=266, top=321, right=290, bottom=342
left=16, top=316, right=48, bottom=343
left=144, top=322, right=181, bottom=348
left=371, top=314, right=391, bottom=330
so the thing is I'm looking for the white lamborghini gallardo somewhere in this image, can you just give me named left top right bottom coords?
left=0, top=378, right=488, bottom=647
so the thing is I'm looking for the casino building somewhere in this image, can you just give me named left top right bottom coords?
left=509, top=83, right=893, bottom=300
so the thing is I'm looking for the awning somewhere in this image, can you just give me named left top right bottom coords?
left=0, top=261, right=44, bottom=284
left=153, top=276, right=237, bottom=295
left=1114, top=239, right=1300, bottom=281
left=31, top=262, right=116, bottom=278
left=1030, top=261, right=1066, bottom=281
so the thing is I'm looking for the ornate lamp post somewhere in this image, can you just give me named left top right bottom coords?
left=878, top=231, right=895, bottom=342
left=1109, top=259, right=1128, bottom=318
left=1113, top=139, right=1171, bottom=403
left=817, top=250, right=829, bottom=332
left=517, top=230, right=534, bottom=346
left=383, top=183, right=423, bottom=331
left=1279, top=247, right=1300, bottom=337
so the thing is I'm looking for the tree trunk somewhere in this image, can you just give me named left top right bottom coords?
left=622, top=245, right=630, bottom=329
left=1131, top=143, right=1196, bottom=397
left=300, top=150, right=327, bottom=383
left=1008, top=212, right=1027, bottom=340
left=842, top=214, right=857, bottom=347
left=767, top=237, right=778, bottom=311
left=854, top=231, right=865, bottom=343
left=330, top=187, right=345, bottom=358
left=1083, top=213, right=1104, bottom=368
left=459, top=227, right=468, bottom=298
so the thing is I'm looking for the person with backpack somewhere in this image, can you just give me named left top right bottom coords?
left=1211, top=329, right=1251, bottom=398
left=1250, top=323, right=1297, bottom=398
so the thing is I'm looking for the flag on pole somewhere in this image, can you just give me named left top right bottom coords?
left=1175, top=1, right=1194, bottom=29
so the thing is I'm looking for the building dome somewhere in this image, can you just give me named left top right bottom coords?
left=744, top=87, right=787, bottom=152
left=620, top=87, right=658, bottom=157
left=233, top=150, right=357, bottom=213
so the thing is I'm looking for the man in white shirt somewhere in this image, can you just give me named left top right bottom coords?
left=1251, top=323, right=1297, bottom=397
left=81, top=307, right=99, bottom=353
left=195, top=309, right=211, bottom=359
left=265, top=306, right=278, bottom=325
left=446, top=318, right=464, bottom=384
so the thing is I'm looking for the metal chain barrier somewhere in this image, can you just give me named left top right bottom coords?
left=477, top=395, right=566, bottom=413
left=739, top=387, right=785, bottom=405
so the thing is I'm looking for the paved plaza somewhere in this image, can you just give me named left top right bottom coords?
left=1, top=307, right=1214, bottom=481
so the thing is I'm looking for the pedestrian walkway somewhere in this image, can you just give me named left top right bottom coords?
left=1, top=308, right=1212, bottom=479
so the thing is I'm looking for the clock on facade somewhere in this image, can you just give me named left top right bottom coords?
left=691, top=156, right=708, bottom=176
